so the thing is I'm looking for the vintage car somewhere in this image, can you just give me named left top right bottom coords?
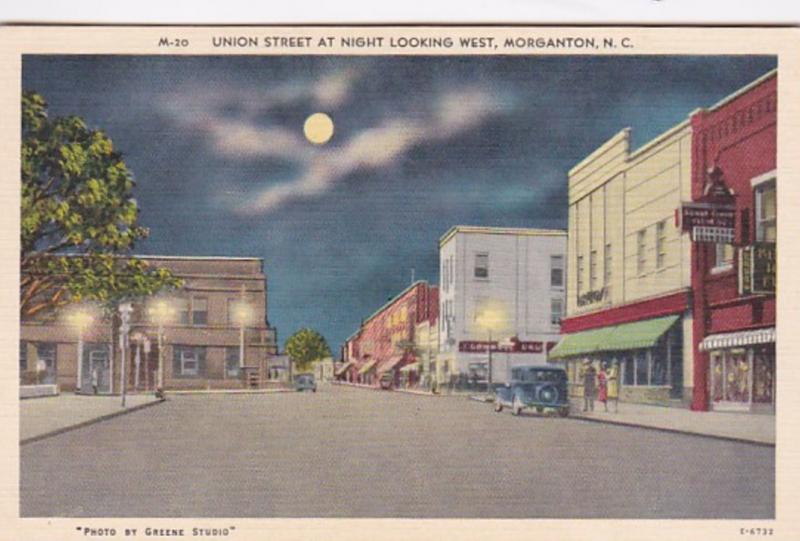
left=294, top=373, right=317, bottom=392
left=493, top=365, right=570, bottom=417
left=379, top=372, right=394, bottom=390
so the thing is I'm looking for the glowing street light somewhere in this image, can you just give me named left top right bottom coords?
left=475, top=300, right=511, bottom=393
left=230, top=298, right=254, bottom=370
left=148, top=298, right=176, bottom=392
left=66, top=306, right=95, bottom=394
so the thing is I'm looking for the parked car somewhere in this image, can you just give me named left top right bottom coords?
left=493, top=365, right=569, bottom=417
left=294, top=373, right=317, bottom=392
left=379, top=372, right=395, bottom=390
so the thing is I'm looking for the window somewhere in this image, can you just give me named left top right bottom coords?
left=589, top=250, right=598, bottom=290
left=637, top=229, right=647, bottom=275
left=441, top=261, right=448, bottom=292
left=19, top=341, right=27, bottom=373
left=755, top=180, right=776, bottom=242
left=226, top=347, right=240, bottom=377
left=604, top=243, right=612, bottom=287
left=192, top=297, right=208, bottom=326
left=635, top=351, right=649, bottom=386
left=577, top=255, right=584, bottom=295
left=550, top=298, right=563, bottom=326
left=474, top=253, right=489, bottom=279
left=173, top=346, right=206, bottom=378
left=550, top=255, right=564, bottom=287
left=713, top=243, right=734, bottom=271
left=176, top=298, right=190, bottom=325
left=450, top=255, right=455, bottom=285
left=656, top=220, right=667, bottom=269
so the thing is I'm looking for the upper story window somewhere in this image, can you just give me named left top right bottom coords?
left=176, top=298, right=190, bottom=325
left=656, top=220, right=667, bottom=269
left=589, top=250, right=598, bottom=290
left=450, top=255, right=455, bottom=285
left=637, top=229, right=647, bottom=275
left=550, top=255, right=564, bottom=287
left=713, top=243, right=734, bottom=272
left=577, top=255, right=585, bottom=295
left=755, top=179, right=776, bottom=242
left=550, top=298, right=563, bottom=326
left=192, top=297, right=208, bottom=326
left=604, top=243, right=612, bottom=287
left=474, top=253, right=489, bottom=279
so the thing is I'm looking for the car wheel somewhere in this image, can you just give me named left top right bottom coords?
left=512, top=395, right=523, bottom=416
left=558, top=406, right=570, bottom=417
left=494, top=399, right=503, bottom=413
left=535, top=406, right=544, bottom=414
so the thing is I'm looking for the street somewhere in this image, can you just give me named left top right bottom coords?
left=20, top=384, right=774, bottom=518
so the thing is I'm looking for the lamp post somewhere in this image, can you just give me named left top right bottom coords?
left=148, top=298, right=175, bottom=393
left=119, top=302, right=133, bottom=407
left=476, top=301, right=509, bottom=397
left=66, top=307, right=94, bottom=394
left=232, top=298, right=254, bottom=371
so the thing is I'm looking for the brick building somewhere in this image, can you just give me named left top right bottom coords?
left=20, top=255, right=278, bottom=393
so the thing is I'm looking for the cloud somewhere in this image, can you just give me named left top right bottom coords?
left=236, top=86, right=510, bottom=215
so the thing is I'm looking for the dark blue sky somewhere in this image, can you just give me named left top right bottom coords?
left=22, top=55, right=776, bottom=354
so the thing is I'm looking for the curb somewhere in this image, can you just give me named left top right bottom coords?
left=566, top=413, right=774, bottom=447
left=333, top=381, right=444, bottom=397
left=165, top=388, right=293, bottom=396
left=21, top=398, right=167, bottom=446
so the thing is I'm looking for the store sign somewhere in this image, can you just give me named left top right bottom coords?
left=680, top=203, right=736, bottom=242
left=459, top=340, right=544, bottom=353
left=577, top=287, right=606, bottom=307
left=739, top=243, right=776, bottom=295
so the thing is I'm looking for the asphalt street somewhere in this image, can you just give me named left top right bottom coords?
left=20, top=384, right=774, bottom=518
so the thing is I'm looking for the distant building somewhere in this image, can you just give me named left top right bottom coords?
left=341, top=281, right=438, bottom=388
left=437, top=226, right=567, bottom=387
left=20, top=255, right=278, bottom=393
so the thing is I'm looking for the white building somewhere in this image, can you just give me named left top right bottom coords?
left=437, top=226, right=567, bottom=385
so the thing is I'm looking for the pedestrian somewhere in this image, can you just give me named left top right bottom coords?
left=581, top=360, right=597, bottom=412
left=598, top=362, right=609, bottom=412
left=607, top=360, right=620, bottom=413
left=91, top=365, right=99, bottom=395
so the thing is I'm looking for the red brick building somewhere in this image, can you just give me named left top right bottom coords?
left=340, top=281, right=438, bottom=388
left=689, top=70, right=776, bottom=412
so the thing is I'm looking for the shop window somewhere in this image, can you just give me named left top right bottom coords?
left=755, top=180, right=776, bottom=242
left=651, top=352, right=668, bottom=386
left=637, top=229, right=647, bottom=275
left=550, top=255, right=564, bottom=287
left=226, top=347, right=240, bottom=377
left=656, top=220, right=667, bottom=269
left=474, top=253, right=489, bottom=279
left=19, top=341, right=27, bottom=373
left=635, top=351, right=648, bottom=386
left=192, top=297, right=208, bottom=326
left=623, top=355, right=635, bottom=386
left=711, top=352, right=724, bottom=402
left=173, top=346, right=206, bottom=378
left=752, top=346, right=774, bottom=404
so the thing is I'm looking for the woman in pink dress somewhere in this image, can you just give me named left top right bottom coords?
left=597, top=363, right=609, bottom=412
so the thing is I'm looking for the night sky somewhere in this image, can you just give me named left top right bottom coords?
left=22, top=55, right=776, bottom=353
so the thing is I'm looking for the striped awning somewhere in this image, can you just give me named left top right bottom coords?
left=334, top=361, right=353, bottom=376
left=700, top=328, right=775, bottom=351
left=399, top=362, right=419, bottom=373
left=357, top=360, right=377, bottom=375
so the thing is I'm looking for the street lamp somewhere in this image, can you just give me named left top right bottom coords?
left=119, top=302, right=133, bottom=407
left=148, top=298, right=176, bottom=393
left=476, top=300, right=510, bottom=395
left=66, top=306, right=94, bottom=394
left=231, top=299, right=254, bottom=370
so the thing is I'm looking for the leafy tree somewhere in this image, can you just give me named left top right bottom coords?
left=285, top=328, right=332, bottom=373
left=20, top=91, right=181, bottom=318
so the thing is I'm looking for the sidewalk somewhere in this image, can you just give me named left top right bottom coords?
left=21, top=393, right=164, bottom=444
left=569, top=399, right=774, bottom=446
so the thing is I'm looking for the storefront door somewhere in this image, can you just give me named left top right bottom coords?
left=710, top=349, right=751, bottom=411
left=81, top=344, right=112, bottom=394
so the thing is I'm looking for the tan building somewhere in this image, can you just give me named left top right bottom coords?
left=412, top=315, right=440, bottom=389
left=20, top=255, right=278, bottom=393
left=551, top=122, right=695, bottom=405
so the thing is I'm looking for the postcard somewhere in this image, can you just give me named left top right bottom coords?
left=1, top=24, right=798, bottom=541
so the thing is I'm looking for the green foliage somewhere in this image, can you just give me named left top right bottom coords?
left=21, top=91, right=181, bottom=317
left=285, top=328, right=332, bottom=372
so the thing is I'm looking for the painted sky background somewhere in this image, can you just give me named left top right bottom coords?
left=22, top=55, right=776, bottom=354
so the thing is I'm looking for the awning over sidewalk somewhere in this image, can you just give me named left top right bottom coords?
left=549, top=315, right=679, bottom=360
left=399, top=362, right=419, bottom=373
left=377, top=354, right=405, bottom=375
left=357, top=360, right=377, bottom=375
left=700, top=327, right=775, bottom=351
left=335, top=361, right=353, bottom=376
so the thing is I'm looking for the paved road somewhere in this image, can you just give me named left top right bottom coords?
left=20, top=384, right=774, bottom=518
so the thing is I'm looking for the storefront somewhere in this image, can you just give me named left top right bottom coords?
left=550, top=315, right=684, bottom=405
left=700, top=328, right=775, bottom=413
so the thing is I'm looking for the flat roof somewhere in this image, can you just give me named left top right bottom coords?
left=135, top=255, right=263, bottom=262
left=439, top=225, right=567, bottom=247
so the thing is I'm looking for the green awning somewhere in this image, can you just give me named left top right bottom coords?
left=358, top=360, right=377, bottom=374
left=548, top=315, right=679, bottom=360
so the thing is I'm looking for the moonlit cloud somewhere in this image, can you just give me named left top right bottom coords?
left=236, top=86, right=511, bottom=215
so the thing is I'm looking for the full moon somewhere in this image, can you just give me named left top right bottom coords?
left=303, top=113, right=334, bottom=145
